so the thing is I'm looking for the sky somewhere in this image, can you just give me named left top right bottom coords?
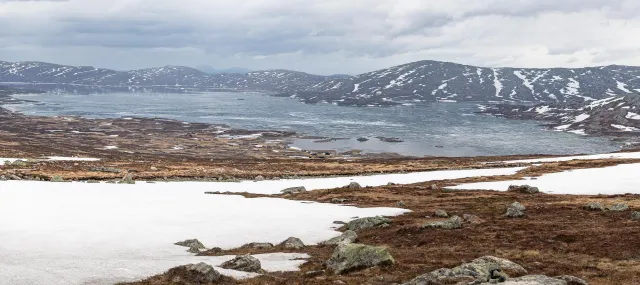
left=1, top=0, right=639, bottom=75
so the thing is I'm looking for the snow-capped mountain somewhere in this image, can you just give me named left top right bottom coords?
left=480, top=94, right=640, bottom=136
left=2, top=60, right=640, bottom=106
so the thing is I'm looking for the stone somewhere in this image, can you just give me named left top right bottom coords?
left=435, top=210, right=449, bottom=218
left=508, top=185, right=540, bottom=194
left=174, top=239, right=206, bottom=250
left=281, top=186, right=306, bottom=195
left=554, top=275, right=589, bottom=285
left=321, top=230, right=358, bottom=245
left=357, top=137, right=369, bottom=142
left=498, top=275, right=568, bottom=284
left=280, top=237, right=305, bottom=249
left=347, top=216, right=391, bottom=231
left=583, top=202, right=605, bottom=211
left=166, top=262, right=222, bottom=284
left=631, top=211, right=640, bottom=221
left=511, top=202, right=526, bottom=211
left=463, top=214, right=485, bottom=224
left=243, top=242, right=274, bottom=249
left=397, top=201, right=407, bottom=207
left=326, top=243, right=395, bottom=274
left=331, top=198, right=348, bottom=203
left=607, top=203, right=629, bottom=212
left=506, top=207, right=525, bottom=218
left=401, top=256, right=528, bottom=285
left=347, top=182, right=362, bottom=190
left=150, top=166, right=158, bottom=171
left=120, top=173, right=135, bottom=184
left=421, top=216, right=462, bottom=230
left=254, top=175, right=265, bottom=181
left=51, top=175, right=65, bottom=182
left=187, top=246, right=202, bottom=254
left=220, top=255, right=262, bottom=273
left=387, top=182, right=397, bottom=186
left=430, top=184, right=438, bottom=190
left=304, top=270, right=325, bottom=278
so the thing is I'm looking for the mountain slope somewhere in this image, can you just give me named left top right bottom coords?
left=2, top=60, right=640, bottom=106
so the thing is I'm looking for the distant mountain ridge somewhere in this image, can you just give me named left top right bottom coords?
left=2, top=60, right=640, bottom=106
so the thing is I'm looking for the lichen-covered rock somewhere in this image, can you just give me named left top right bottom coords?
left=281, top=186, right=306, bottom=194
left=347, top=182, right=362, bottom=190
left=121, top=173, right=135, bottom=184
left=583, top=202, right=605, bottom=211
left=243, top=242, right=274, bottom=249
left=632, top=211, right=640, bottom=221
left=607, top=203, right=629, bottom=212
left=421, top=216, right=462, bottom=229
left=220, top=255, right=262, bottom=273
left=347, top=216, right=391, bottom=231
left=321, top=230, right=358, bottom=245
left=511, top=202, right=526, bottom=211
left=435, top=210, right=449, bottom=218
left=187, top=246, right=203, bottom=254
left=506, top=207, right=525, bottom=218
left=280, top=237, right=305, bottom=249
left=497, top=275, right=568, bottom=284
left=554, top=275, right=589, bottom=285
left=325, top=243, right=394, bottom=274
left=463, top=214, right=485, bottom=224
left=254, top=175, right=265, bottom=181
left=401, top=256, right=527, bottom=285
left=175, top=239, right=206, bottom=250
left=166, top=262, right=222, bottom=284
left=508, top=185, right=540, bottom=194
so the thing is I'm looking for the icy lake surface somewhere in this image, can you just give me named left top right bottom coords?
left=6, top=92, right=619, bottom=156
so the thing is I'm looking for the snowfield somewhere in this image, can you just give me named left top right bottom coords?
left=449, top=163, right=640, bottom=195
left=0, top=181, right=408, bottom=285
left=500, top=151, right=640, bottom=164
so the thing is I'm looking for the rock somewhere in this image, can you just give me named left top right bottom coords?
left=631, top=211, right=640, bottom=221
left=174, top=239, right=206, bottom=250
left=304, top=270, right=325, bottom=278
left=321, top=230, right=358, bottom=245
left=281, top=186, right=306, bottom=194
left=166, top=262, right=222, bottom=284
left=506, top=207, right=525, bottom=218
left=430, top=184, right=438, bottom=190
left=51, top=175, right=65, bottom=182
left=333, top=221, right=346, bottom=225
left=508, top=185, right=540, bottom=194
left=347, top=182, right=362, bottom=190
left=331, top=198, right=348, bottom=203
left=357, top=137, right=369, bottom=142
left=607, top=203, right=629, bottom=212
left=498, top=275, right=568, bottom=284
left=243, top=242, right=274, bottom=249
left=9, top=174, right=22, bottom=180
left=401, top=256, right=527, bottom=285
left=280, top=237, right=305, bottom=249
left=435, top=210, right=449, bottom=218
left=347, top=216, right=391, bottom=231
left=511, top=202, right=526, bottom=211
left=90, top=166, right=122, bottom=173
left=463, top=214, right=485, bottom=224
left=120, top=173, right=135, bottom=184
left=220, top=255, right=262, bottom=273
left=421, top=216, right=463, bottom=230
left=397, top=201, right=406, bottom=207
left=187, top=246, right=202, bottom=254
left=387, top=182, right=397, bottom=186
left=555, top=275, right=589, bottom=285
left=150, top=166, right=158, bottom=171
left=254, top=175, right=265, bottom=181
left=326, top=243, right=395, bottom=274
left=583, top=202, right=605, bottom=211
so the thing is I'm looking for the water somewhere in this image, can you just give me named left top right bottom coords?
left=5, top=92, right=619, bottom=157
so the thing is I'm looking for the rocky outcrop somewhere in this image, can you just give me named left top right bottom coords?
left=242, top=242, right=274, bottom=249
left=508, top=185, right=540, bottom=194
left=511, top=202, right=526, bottom=211
left=607, top=203, right=629, bottom=212
left=220, top=255, right=262, bottom=273
left=402, top=256, right=528, bottom=285
left=281, top=186, right=306, bottom=195
left=280, top=237, right=305, bottom=249
left=554, top=275, right=589, bottom=285
left=506, top=207, right=525, bottom=218
left=165, top=262, right=222, bottom=284
left=583, top=203, right=605, bottom=211
left=321, top=230, right=358, bottom=245
left=421, top=216, right=463, bottom=229
left=347, top=216, right=391, bottom=231
left=175, top=239, right=206, bottom=250
left=325, top=243, right=395, bottom=274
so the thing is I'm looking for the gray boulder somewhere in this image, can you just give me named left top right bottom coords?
left=508, top=185, right=540, bottom=194
left=511, top=202, right=526, bottom=211
left=280, top=237, right=305, bottom=249
left=254, top=175, right=265, bottom=181
left=321, top=230, right=358, bottom=245
left=435, top=210, right=449, bottom=218
left=632, top=211, right=640, bottom=221
left=220, top=255, right=262, bottom=273
left=120, top=173, right=135, bottom=184
left=347, top=182, right=362, bottom=190
left=495, top=275, right=567, bottom=284
left=347, top=216, right=391, bottom=231
left=463, top=214, right=485, bottom=224
left=281, top=186, right=306, bottom=194
left=583, top=203, right=605, bottom=211
left=506, top=207, right=525, bottom=218
left=402, top=256, right=527, bottom=285
left=166, top=262, right=222, bottom=283
left=174, top=239, right=206, bottom=250
left=325, top=243, right=395, bottom=274
left=421, top=216, right=462, bottom=230
left=243, top=242, right=274, bottom=249
left=607, top=203, right=629, bottom=212
left=554, top=275, right=589, bottom=285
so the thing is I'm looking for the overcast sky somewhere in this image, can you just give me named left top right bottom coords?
left=1, top=0, right=639, bottom=75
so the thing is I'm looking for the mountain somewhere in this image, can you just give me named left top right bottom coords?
left=2, top=60, right=640, bottom=106
left=195, top=66, right=252, bottom=74
left=479, top=94, right=640, bottom=136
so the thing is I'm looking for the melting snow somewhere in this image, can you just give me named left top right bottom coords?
left=501, top=151, right=640, bottom=164
left=611, top=124, right=639, bottom=132
left=616, top=80, right=632, bottom=93
left=449, top=163, right=640, bottom=195
left=626, top=112, right=640, bottom=120
left=492, top=69, right=503, bottom=98
left=573, top=114, right=590, bottom=123
left=513, top=71, right=535, bottom=95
